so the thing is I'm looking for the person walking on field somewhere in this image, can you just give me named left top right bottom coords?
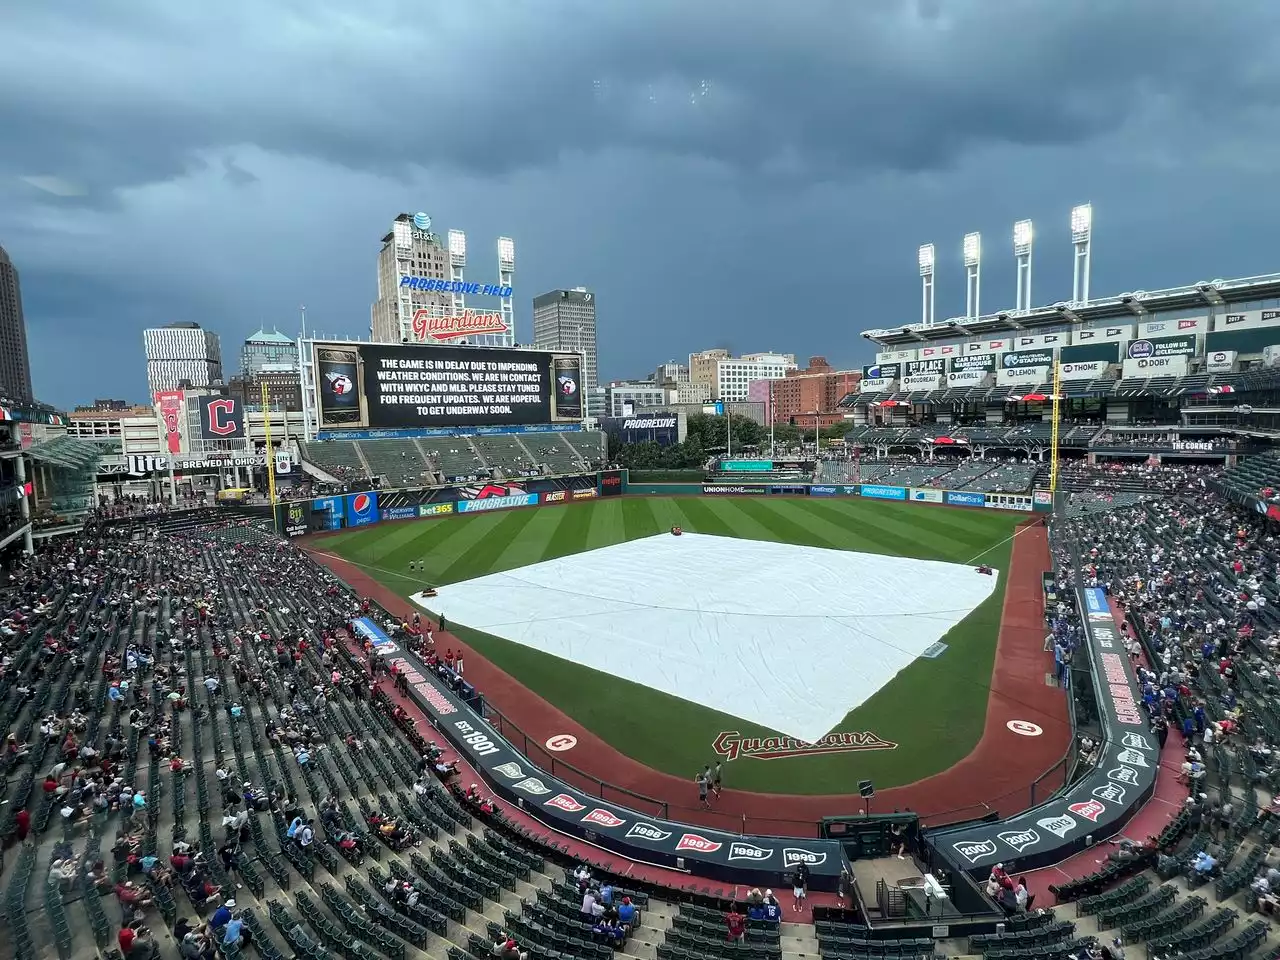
left=695, top=770, right=710, bottom=809
left=712, top=762, right=723, bottom=798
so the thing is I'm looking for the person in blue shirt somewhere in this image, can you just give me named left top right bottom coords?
left=762, top=893, right=781, bottom=924
left=598, top=883, right=613, bottom=907
left=222, top=915, right=245, bottom=947
left=210, top=901, right=233, bottom=929
left=616, top=898, right=635, bottom=930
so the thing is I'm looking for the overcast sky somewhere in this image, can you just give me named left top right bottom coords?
left=4, top=0, right=1280, bottom=409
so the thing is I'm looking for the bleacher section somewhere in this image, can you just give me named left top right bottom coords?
left=1220, top=452, right=1280, bottom=504
left=298, top=433, right=604, bottom=488
left=469, top=436, right=539, bottom=478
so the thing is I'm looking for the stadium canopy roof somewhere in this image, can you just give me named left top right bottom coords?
left=27, top=435, right=103, bottom=470
left=863, top=272, right=1280, bottom=347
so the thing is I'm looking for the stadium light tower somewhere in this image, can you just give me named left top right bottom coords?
left=447, top=229, right=467, bottom=317
left=963, top=232, right=982, bottom=320
left=1071, top=203, right=1093, bottom=305
left=497, top=237, right=515, bottom=346
left=1013, top=219, right=1033, bottom=312
left=918, top=243, right=936, bottom=326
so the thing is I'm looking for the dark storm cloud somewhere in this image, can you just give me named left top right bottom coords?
left=4, top=0, right=1277, bottom=198
left=5, top=0, right=1280, bottom=409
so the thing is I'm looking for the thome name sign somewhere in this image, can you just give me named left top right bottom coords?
left=390, top=639, right=845, bottom=887
left=929, top=587, right=1158, bottom=874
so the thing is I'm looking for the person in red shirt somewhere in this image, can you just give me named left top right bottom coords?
left=15, top=807, right=30, bottom=840
left=726, top=906, right=745, bottom=943
left=118, top=926, right=136, bottom=954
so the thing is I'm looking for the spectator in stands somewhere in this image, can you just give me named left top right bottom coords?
left=790, top=861, right=809, bottom=912
left=725, top=904, right=746, bottom=943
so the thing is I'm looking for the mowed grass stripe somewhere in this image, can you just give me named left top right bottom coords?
left=442, top=508, right=543, bottom=582
left=620, top=497, right=659, bottom=543
left=584, top=500, right=628, bottom=551
left=390, top=511, right=506, bottom=576
left=536, top=504, right=595, bottom=565
left=730, top=498, right=840, bottom=549
left=669, top=497, right=741, bottom=537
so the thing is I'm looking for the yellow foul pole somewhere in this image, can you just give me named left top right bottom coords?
left=1049, top=361, right=1062, bottom=495
left=261, top=381, right=278, bottom=505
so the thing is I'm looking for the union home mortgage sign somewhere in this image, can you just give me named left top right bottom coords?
left=929, top=587, right=1158, bottom=872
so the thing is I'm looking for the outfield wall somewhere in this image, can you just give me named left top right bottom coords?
left=631, top=480, right=1054, bottom=513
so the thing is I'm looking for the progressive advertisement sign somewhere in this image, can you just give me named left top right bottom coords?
left=392, top=643, right=845, bottom=886
left=601, top=415, right=679, bottom=447
left=932, top=586, right=1157, bottom=873
left=312, top=341, right=584, bottom=431
left=860, top=484, right=906, bottom=501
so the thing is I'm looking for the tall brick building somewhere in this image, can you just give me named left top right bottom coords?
left=748, top=357, right=860, bottom=427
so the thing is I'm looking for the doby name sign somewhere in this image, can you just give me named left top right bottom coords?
left=394, top=632, right=845, bottom=885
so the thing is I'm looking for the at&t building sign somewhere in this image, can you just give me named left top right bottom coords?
left=396, top=212, right=517, bottom=349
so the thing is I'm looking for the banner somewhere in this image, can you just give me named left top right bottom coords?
left=276, top=501, right=311, bottom=537
left=382, top=505, right=419, bottom=520
left=199, top=396, right=246, bottom=440
left=600, top=469, right=624, bottom=497
left=984, top=494, right=1033, bottom=512
left=1125, top=335, right=1197, bottom=360
left=1001, top=349, right=1055, bottom=370
left=859, top=377, right=894, bottom=392
left=601, top=416, right=678, bottom=447
left=950, top=354, right=996, bottom=373
left=457, top=493, right=538, bottom=513
left=947, top=370, right=987, bottom=386
left=965, top=339, right=1011, bottom=354
left=860, top=484, right=906, bottom=501
left=1060, top=342, right=1120, bottom=364
left=309, top=496, right=344, bottom=531
left=1139, top=317, right=1206, bottom=338
left=1015, top=332, right=1070, bottom=350
left=904, top=359, right=946, bottom=376
left=274, top=450, right=292, bottom=475
left=809, top=485, right=840, bottom=497
left=997, top=366, right=1049, bottom=386
left=1059, top=360, right=1109, bottom=379
left=909, top=488, right=944, bottom=503
left=944, top=491, right=986, bottom=507
left=702, top=485, right=768, bottom=496
left=861, top=363, right=900, bottom=381
left=916, top=345, right=956, bottom=360
left=901, top=374, right=943, bottom=390
left=155, top=391, right=185, bottom=454
left=344, top=491, right=380, bottom=527
left=1206, top=350, right=1237, bottom=373
left=875, top=349, right=917, bottom=364
left=1074, top=324, right=1134, bottom=344
left=419, top=502, right=456, bottom=518
left=1122, top=356, right=1188, bottom=379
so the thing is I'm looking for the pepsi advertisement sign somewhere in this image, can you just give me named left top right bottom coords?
left=860, top=484, right=907, bottom=501
left=944, top=491, right=986, bottom=507
left=345, top=491, right=380, bottom=527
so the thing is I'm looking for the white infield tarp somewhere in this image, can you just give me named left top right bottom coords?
left=416, top=533, right=997, bottom=744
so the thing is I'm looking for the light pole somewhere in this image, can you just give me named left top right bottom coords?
left=918, top=243, right=936, bottom=326
left=1013, top=220, right=1033, bottom=312
left=963, top=232, right=982, bottom=320
left=1071, top=203, right=1093, bottom=305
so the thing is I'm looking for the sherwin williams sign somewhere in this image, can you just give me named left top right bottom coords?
left=860, top=484, right=906, bottom=501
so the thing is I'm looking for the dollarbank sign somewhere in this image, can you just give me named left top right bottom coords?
left=712, top=730, right=897, bottom=761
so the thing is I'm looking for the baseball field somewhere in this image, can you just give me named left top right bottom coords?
left=316, top=495, right=1033, bottom=796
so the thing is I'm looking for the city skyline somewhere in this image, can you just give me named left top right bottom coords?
left=6, top=2, right=1280, bottom=409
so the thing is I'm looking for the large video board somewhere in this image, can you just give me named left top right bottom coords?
left=312, top=342, right=583, bottom=430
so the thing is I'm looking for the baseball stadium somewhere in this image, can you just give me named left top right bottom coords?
left=10, top=262, right=1280, bottom=960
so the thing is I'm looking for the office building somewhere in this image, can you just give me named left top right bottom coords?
left=370, top=213, right=515, bottom=347
left=0, top=245, right=33, bottom=403
left=143, top=322, right=223, bottom=394
left=603, top=380, right=671, bottom=418
left=691, top=349, right=796, bottom=402
left=242, top=329, right=297, bottom=376
left=748, top=356, right=861, bottom=427
left=533, top=287, right=600, bottom=413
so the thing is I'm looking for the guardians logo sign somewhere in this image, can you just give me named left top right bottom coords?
left=712, top=730, right=897, bottom=761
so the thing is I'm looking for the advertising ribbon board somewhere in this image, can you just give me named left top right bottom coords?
left=930, top=587, right=1157, bottom=873
left=860, top=485, right=906, bottom=501
left=392, top=639, right=845, bottom=887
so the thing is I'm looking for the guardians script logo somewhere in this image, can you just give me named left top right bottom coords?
left=712, top=730, right=897, bottom=761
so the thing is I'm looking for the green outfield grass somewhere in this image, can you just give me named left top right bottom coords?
left=321, top=497, right=1022, bottom=795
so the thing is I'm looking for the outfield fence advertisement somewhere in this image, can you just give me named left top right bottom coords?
left=390, top=638, right=847, bottom=887
left=930, top=586, right=1158, bottom=874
